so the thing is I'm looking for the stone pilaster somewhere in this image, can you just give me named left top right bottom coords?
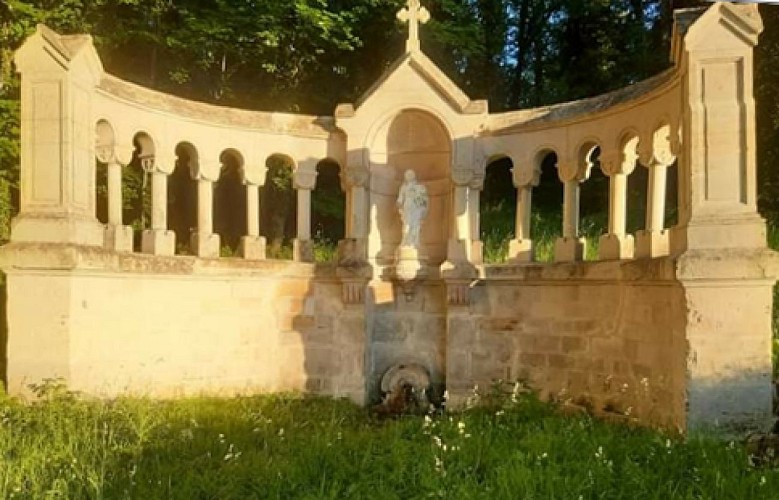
left=469, top=171, right=484, bottom=264
left=11, top=26, right=105, bottom=246
left=675, top=3, right=775, bottom=431
left=444, top=166, right=473, bottom=266
left=340, top=164, right=370, bottom=260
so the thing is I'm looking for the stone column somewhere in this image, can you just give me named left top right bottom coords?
left=445, top=167, right=473, bottom=264
left=344, top=165, right=369, bottom=239
left=190, top=172, right=220, bottom=258
left=468, top=172, right=484, bottom=264
left=338, top=164, right=370, bottom=263
left=141, top=158, right=176, bottom=256
left=599, top=147, right=637, bottom=260
left=10, top=25, right=104, bottom=246
left=293, top=167, right=318, bottom=262
left=98, top=145, right=134, bottom=252
left=509, top=162, right=540, bottom=262
left=635, top=158, right=671, bottom=258
left=240, top=181, right=266, bottom=260
left=554, top=168, right=586, bottom=262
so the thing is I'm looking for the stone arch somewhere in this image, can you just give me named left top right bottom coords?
left=311, top=158, right=345, bottom=260
left=367, top=108, right=451, bottom=265
left=214, top=149, right=247, bottom=254
left=261, top=153, right=297, bottom=259
left=577, top=140, right=607, bottom=259
left=531, top=148, right=562, bottom=262
left=125, top=131, right=157, bottom=250
left=169, top=142, right=198, bottom=254
left=615, top=131, right=648, bottom=235
left=480, top=154, right=515, bottom=263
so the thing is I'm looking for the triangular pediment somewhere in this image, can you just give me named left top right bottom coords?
left=336, top=50, right=487, bottom=118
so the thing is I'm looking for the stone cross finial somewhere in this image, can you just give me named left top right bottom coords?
left=397, top=0, right=430, bottom=53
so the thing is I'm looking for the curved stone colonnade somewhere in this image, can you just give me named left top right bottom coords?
left=1, top=2, right=777, bottom=432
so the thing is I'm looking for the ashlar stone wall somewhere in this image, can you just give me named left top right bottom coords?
left=447, top=260, right=687, bottom=428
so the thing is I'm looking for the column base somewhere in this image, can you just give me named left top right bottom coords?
left=508, top=238, right=534, bottom=263
left=191, top=232, right=220, bottom=258
left=470, top=240, right=484, bottom=265
left=240, top=236, right=266, bottom=260
left=635, top=230, right=669, bottom=258
left=141, top=229, right=175, bottom=256
left=104, top=224, right=134, bottom=253
left=554, top=237, right=586, bottom=263
left=598, top=234, right=634, bottom=261
left=337, top=238, right=369, bottom=265
left=11, top=213, right=104, bottom=246
left=445, top=238, right=469, bottom=265
left=294, top=239, right=314, bottom=262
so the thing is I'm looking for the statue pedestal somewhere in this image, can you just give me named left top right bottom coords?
left=395, top=246, right=427, bottom=282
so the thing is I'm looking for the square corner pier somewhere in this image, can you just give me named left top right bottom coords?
left=2, top=2, right=777, bottom=433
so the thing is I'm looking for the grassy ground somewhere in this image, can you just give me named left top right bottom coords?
left=1, top=385, right=777, bottom=499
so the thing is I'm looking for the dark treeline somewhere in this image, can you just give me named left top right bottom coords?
left=1, top=0, right=778, bottom=247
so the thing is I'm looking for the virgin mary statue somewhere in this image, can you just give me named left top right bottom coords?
left=396, top=169, right=429, bottom=248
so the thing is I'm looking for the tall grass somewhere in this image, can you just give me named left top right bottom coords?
left=1, top=384, right=776, bottom=499
left=482, top=211, right=607, bottom=264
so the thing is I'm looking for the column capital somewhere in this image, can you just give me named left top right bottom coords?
left=294, top=169, right=318, bottom=191
left=191, top=162, right=220, bottom=182
left=511, top=164, right=540, bottom=188
left=342, top=164, right=369, bottom=189
left=451, top=166, right=473, bottom=187
left=600, top=148, right=637, bottom=177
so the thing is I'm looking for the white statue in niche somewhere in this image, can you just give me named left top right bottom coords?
left=396, top=169, right=429, bottom=248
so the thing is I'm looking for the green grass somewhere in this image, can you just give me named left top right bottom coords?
left=482, top=211, right=607, bottom=264
left=1, top=384, right=777, bottom=499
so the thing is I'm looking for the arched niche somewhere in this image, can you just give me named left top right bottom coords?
left=125, top=131, right=156, bottom=251
left=367, top=109, right=451, bottom=265
left=578, top=144, right=607, bottom=260
left=480, top=156, right=516, bottom=263
left=214, top=149, right=247, bottom=255
left=261, top=154, right=296, bottom=259
left=169, top=142, right=198, bottom=255
left=312, top=159, right=345, bottom=261
left=94, top=120, right=114, bottom=225
left=531, top=149, right=562, bottom=262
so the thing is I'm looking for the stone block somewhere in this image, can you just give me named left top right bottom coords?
left=191, top=232, right=220, bottom=258
left=519, top=353, right=546, bottom=368
left=598, top=234, right=635, bottom=261
left=554, top=237, right=585, bottom=262
left=562, top=336, right=587, bottom=353
left=548, top=354, right=572, bottom=369
left=240, top=236, right=266, bottom=260
left=141, top=229, right=175, bottom=256
left=104, top=224, right=134, bottom=253
left=293, top=239, right=314, bottom=262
